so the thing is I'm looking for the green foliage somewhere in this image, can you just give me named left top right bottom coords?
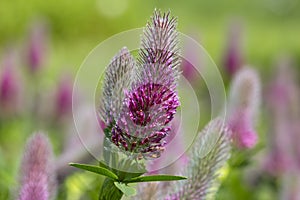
left=99, top=178, right=123, bottom=200
left=71, top=161, right=186, bottom=199
left=123, top=174, right=187, bottom=183
left=69, top=163, right=118, bottom=181
left=114, top=182, right=136, bottom=197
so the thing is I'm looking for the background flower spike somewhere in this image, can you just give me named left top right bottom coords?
left=165, top=118, right=231, bottom=200
left=227, top=66, right=261, bottom=149
left=18, top=132, right=57, bottom=200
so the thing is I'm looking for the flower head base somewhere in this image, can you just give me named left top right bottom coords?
left=100, top=10, right=180, bottom=159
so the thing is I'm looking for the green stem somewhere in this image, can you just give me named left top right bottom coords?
left=99, top=178, right=123, bottom=200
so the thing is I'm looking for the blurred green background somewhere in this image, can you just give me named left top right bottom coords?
left=1, top=0, right=300, bottom=71
left=0, top=0, right=300, bottom=199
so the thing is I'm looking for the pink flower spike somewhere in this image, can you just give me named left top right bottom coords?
left=55, top=75, right=73, bottom=118
left=222, top=20, right=244, bottom=76
left=0, top=50, right=21, bottom=115
left=0, top=65, right=17, bottom=106
left=26, top=21, right=49, bottom=73
left=18, top=132, right=56, bottom=200
left=227, top=67, right=261, bottom=149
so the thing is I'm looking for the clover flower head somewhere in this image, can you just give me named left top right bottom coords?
left=99, top=10, right=180, bottom=159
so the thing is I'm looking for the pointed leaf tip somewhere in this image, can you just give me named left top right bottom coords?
left=69, top=163, right=118, bottom=180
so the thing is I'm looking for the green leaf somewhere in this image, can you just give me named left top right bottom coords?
left=99, top=160, right=146, bottom=181
left=99, top=178, right=123, bottom=200
left=69, top=163, right=118, bottom=181
left=124, top=174, right=187, bottom=183
left=114, top=182, right=137, bottom=197
left=99, top=161, right=110, bottom=169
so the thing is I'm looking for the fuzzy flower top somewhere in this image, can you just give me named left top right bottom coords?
left=99, top=10, right=180, bottom=159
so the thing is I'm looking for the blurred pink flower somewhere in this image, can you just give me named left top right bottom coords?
left=18, top=132, right=56, bottom=200
left=56, top=104, right=104, bottom=180
left=26, top=21, right=49, bottom=73
left=227, top=67, right=261, bottom=149
left=222, top=21, right=244, bottom=76
left=228, top=110, right=257, bottom=148
left=0, top=50, right=21, bottom=115
left=264, top=144, right=292, bottom=176
left=55, top=75, right=73, bottom=118
left=264, top=57, right=300, bottom=175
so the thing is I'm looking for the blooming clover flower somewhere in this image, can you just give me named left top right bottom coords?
left=99, top=10, right=180, bottom=159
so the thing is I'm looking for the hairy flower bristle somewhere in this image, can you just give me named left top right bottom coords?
left=99, top=47, right=136, bottom=125
left=165, top=119, right=231, bottom=199
left=138, top=9, right=180, bottom=90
